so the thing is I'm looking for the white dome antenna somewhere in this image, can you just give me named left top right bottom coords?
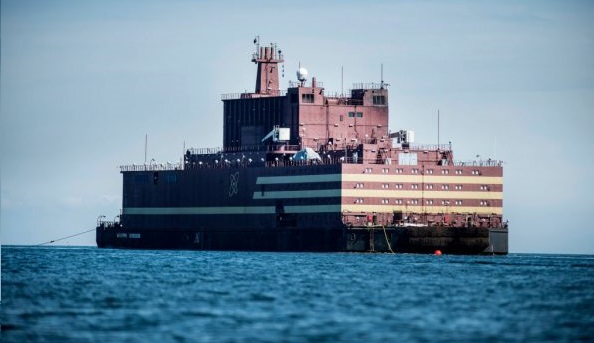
left=296, top=64, right=308, bottom=86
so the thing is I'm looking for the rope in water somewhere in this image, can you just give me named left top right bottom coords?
left=37, top=228, right=96, bottom=246
left=381, top=226, right=395, bottom=254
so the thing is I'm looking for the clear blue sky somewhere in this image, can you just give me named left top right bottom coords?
left=2, top=0, right=593, bottom=253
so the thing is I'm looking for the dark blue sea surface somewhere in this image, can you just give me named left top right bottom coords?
left=2, top=246, right=593, bottom=342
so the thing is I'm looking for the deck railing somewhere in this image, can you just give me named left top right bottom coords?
left=187, top=144, right=301, bottom=155
left=221, top=90, right=287, bottom=100
left=120, top=162, right=183, bottom=172
left=352, top=82, right=386, bottom=90
left=452, top=160, right=503, bottom=167
left=119, top=157, right=503, bottom=172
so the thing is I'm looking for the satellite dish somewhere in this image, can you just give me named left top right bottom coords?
left=297, top=67, right=308, bottom=82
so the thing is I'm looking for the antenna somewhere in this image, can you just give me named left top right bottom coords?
left=381, top=63, right=384, bottom=89
left=253, top=35, right=260, bottom=55
left=437, top=109, right=440, bottom=150
left=144, top=134, right=148, bottom=164
left=341, top=66, right=344, bottom=96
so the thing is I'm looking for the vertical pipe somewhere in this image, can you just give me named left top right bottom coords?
left=341, top=66, right=344, bottom=96
left=144, top=134, right=147, bottom=164
left=438, top=109, right=440, bottom=150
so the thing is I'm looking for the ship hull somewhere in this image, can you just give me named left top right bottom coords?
left=97, top=223, right=507, bottom=254
left=98, top=163, right=508, bottom=254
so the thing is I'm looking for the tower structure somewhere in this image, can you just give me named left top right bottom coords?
left=252, top=43, right=283, bottom=95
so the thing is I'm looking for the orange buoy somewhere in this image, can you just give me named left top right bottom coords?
left=434, top=250, right=442, bottom=256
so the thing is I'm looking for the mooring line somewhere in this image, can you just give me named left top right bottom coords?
left=382, top=226, right=395, bottom=254
left=37, top=228, right=95, bottom=246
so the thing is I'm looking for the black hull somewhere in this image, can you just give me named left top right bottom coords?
left=97, top=224, right=508, bottom=254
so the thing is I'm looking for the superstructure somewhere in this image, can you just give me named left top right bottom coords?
left=96, top=41, right=508, bottom=254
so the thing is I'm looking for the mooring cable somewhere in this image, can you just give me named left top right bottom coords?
left=382, top=225, right=395, bottom=254
left=37, top=228, right=96, bottom=246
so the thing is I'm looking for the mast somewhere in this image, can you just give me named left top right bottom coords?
left=437, top=109, right=440, bottom=149
left=252, top=38, right=284, bottom=95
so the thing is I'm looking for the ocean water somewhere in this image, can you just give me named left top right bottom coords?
left=2, top=247, right=593, bottom=343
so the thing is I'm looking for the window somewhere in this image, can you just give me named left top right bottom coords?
left=381, top=199, right=390, bottom=204
left=480, top=185, right=490, bottom=191
left=302, top=94, right=314, bottom=103
left=355, top=183, right=364, bottom=188
left=395, top=168, right=403, bottom=174
left=455, top=200, right=463, bottom=205
left=395, top=199, right=403, bottom=204
left=455, top=185, right=463, bottom=190
left=355, top=198, right=364, bottom=204
left=348, top=111, right=363, bottom=118
left=373, top=95, right=386, bottom=105
left=412, top=169, right=419, bottom=174
left=410, top=199, right=418, bottom=205
left=426, top=200, right=433, bottom=205
left=426, top=169, right=433, bottom=174
left=455, top=170, right=463, bottom=175
left=441, top=185, right=449, bottom=190
left=340, top=115, right=344, bottom=122
left=395, top=184, right=403, bottom=189
left=364, top=168, right=373, bottom=173
left=411, top=184, right=419, bottom=189
left=426, top=184, right=434, bottom=190
left=382, top=168, right=389, bottom=174
left=442, top=169, right=450, bottom=174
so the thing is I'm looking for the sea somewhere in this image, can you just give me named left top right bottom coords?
left=1, top=246, right=593, bottom=343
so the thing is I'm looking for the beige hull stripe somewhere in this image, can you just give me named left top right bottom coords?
left=256, top=174, right=502, bottom=185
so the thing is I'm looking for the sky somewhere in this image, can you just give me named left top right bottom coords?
left=1, top=0, right=593, bottom=254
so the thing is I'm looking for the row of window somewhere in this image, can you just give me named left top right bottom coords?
left=353, top=183, right=493, bottom=190
left=353, top=199, right=491, bottom=206
left=348, top=111, right=363, bottom=118
left=363, top=168, right=483, bottom=175
left=425, top=169, right=451, bottom=174
left=302, top=94, right=314, bottom=103
left=372, top=95, right=386, bottom=105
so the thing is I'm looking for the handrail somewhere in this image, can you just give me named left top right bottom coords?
left=288, top=80, right=325, bottom=88
left=404, top=144, right=451, bottom=151
left=119, top=157, right=504, bottom=172
left=452, top=160, right=503, bottom=167
left=221, top=90, right=287, bottom=100
left=186, top=144, right=301, bottom=155
left=352, top=82, right=386, bottom=90
left=120, top=163, right=183, bottom=172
